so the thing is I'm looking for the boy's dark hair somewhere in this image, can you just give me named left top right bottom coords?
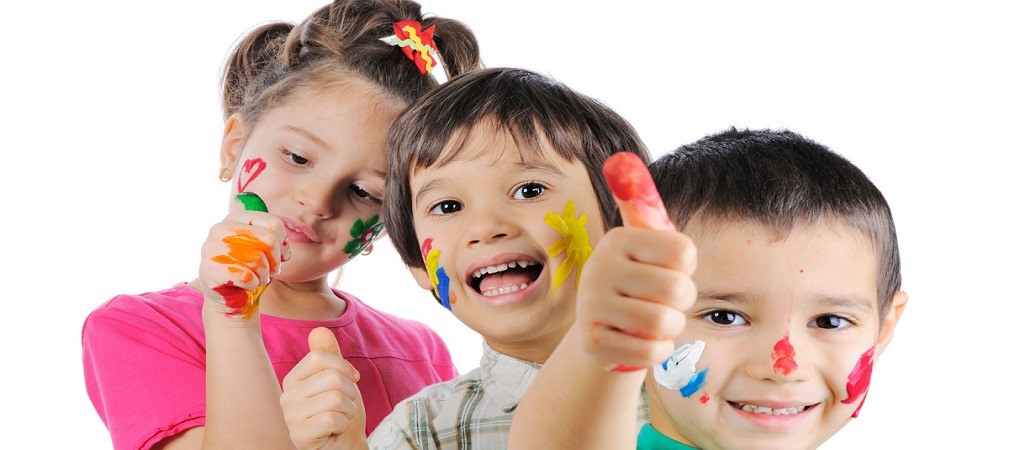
left=385, top=67, right=650, bottom=269
left=650, top=128, right=901, bottom=318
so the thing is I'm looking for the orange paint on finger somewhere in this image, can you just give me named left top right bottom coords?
left=211, top=229, right=276, bottom=318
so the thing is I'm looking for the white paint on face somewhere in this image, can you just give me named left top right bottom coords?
left=653, top=340, right=706, bottom=391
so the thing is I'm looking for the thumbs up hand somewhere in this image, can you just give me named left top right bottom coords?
left=281, top=327, right=368, bottom=450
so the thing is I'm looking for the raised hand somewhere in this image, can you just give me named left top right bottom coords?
left=578, top=152, right=698, bottom=371
left=198, top=193, right=288, bottom=320
left=281, top=327, right=368, bottom=450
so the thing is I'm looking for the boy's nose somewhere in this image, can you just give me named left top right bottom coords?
left=745, top=331, right=810, bottom=383
left=465, top=205, right=517, bottom=246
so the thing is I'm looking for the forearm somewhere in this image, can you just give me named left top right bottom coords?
left=508, top=324, right=644, bottom=449
left=203, top=315, right=295, bottom=450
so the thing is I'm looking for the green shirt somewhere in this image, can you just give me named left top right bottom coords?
left=637, top=423, right=698, bottom=450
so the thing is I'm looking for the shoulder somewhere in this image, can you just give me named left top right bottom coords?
left=82, top=283, right=204, bottom=345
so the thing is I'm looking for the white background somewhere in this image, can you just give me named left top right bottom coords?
left=3, top=0, right=1017, bottom=448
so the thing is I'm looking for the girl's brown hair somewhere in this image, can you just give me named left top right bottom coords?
left=220, top=0, right=481, bottom=130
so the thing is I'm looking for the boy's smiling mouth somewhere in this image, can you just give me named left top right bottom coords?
left=468, top=257, right=544, bottom=298
left=729, top=401, right=812, bottom=416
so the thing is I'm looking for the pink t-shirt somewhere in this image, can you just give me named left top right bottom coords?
left=82, top=282, right=457, bottom=450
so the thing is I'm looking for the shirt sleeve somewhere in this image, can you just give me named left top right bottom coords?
left=82, top=298, right=207, bottom=450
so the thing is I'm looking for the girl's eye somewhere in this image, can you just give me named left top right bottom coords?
left=513, top=182, right=546, bottom=200
left=284, top=150, right=309, bottom=165
left=351, top=185, right=382, bottom=205
left=704, top=310, right=747, bottom=326
left=812, top=315, right=851, bottom=330
left=429, top=200, right=462, bottom=215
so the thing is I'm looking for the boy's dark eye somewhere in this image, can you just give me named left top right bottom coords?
left=705, top=310, right=747, bottom=326
left=513, top=182, right=545, bottom=200
left=813, top=315, right=850, bottom=330
left=429, top=200, right=462, bottom=215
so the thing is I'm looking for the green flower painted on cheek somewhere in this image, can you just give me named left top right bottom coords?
left=343, top=215, right=384, bottom=257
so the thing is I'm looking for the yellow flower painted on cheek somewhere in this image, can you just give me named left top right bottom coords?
left=545, top=201, right=594, bottom=289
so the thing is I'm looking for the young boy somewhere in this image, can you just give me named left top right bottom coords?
left=508, top=128, right=909, bottom=450
left=279, top=67, right=667, bottom=448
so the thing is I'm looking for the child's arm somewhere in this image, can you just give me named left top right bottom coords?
left=281, top=327, right=368, bottom=450
left=192, top=197, right=295, bottom=449
left=509, top=153, right=697, bottom=448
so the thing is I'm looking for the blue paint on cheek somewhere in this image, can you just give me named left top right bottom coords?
left=436, top=267, right=451, bottom=311
left=679, top=368, right=708, bottom=398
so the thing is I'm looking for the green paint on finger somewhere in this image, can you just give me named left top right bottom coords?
left=236, top=192, right=268, bottom=212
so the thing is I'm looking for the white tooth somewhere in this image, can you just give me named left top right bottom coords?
left=507, top=261, right=518, bottom=268
left=519, top=282, right=528, bottom=289
left=518, top=261, right=530, bottom=268
left=473, top=269, right=482, bottom=279
left=495, top=263, right=508, bottom=272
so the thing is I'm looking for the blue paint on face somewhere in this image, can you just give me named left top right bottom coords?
left=436, top=267, right=451, bottom=310
left=679, top=369, right=708, bottom=398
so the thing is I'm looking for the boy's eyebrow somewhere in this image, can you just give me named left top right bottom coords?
left=816, top=294, right=875, bottom=314
left=285, top=125, right=330, bottom=150
left=697, top=290, right=875, bottom=315
left=415, top=178, right=448, bottom=206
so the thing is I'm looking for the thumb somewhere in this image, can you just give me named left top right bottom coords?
left=603, top=152, right=674, bottom=231
left=308, top=326, right=341, bottom=356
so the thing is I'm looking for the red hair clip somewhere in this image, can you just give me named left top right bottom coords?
left=380, top=20, right=439, bottom=75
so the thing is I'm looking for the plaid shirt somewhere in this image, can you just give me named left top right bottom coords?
left=368, top=342, right=534, bottom=449
left=368, top=342, right=650, bottom=449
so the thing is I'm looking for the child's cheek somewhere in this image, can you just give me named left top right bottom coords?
left=652, top=340, right=710, bottom=401
left=341, top=214, right=384, bottom=260
left=543, top=200, right=594, bottom=290
left=236, top=157, right=268, bottom=194
left=421, top=237, right=455, bottom=310
left=841, top=346, right=876, bottom=418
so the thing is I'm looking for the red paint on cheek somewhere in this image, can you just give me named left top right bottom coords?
left=842, top=346, right=875, bottom=417
left=699, top=393, right=710, bottom=404
left=771, top=335, right=798, bottom=375
left=421, top=238, right=433, bottom=260
left=237, top=158, right=267, bottom=193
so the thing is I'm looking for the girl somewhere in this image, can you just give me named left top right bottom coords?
left=82, top=1, right=480, bottom=449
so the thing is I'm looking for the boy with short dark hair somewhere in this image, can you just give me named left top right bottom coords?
left=509, top=128, right=909, bottom=450
left=280, top=67, right=681, bottom=449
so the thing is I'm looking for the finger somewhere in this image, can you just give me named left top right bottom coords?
left=309, top=327, right=341, bottom=355
left=591, top=293, right=689, bottom=341
left=308, top=327, right=360, bottom=382
left=603, top=152, right=674, bottom=231
left=584, top=323, right=677, bottom=369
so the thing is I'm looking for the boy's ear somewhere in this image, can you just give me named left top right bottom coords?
left=220, top=114, right=246, bottom=176
left=873, top=291, right=908, bottom=360
left=409, top=266, right=435, bottom=291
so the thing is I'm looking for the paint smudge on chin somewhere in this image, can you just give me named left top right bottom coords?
left=842, top=346, right=875, bottom=418
left=772, top=334, right=798, bottom=375
left=699, top=393, right=710, bottom=404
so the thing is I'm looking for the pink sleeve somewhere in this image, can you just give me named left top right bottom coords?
left=82, top=298, right=206, bottom=450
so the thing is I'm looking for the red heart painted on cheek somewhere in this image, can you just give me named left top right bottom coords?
left=237, top=158, right=267, bottom=193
